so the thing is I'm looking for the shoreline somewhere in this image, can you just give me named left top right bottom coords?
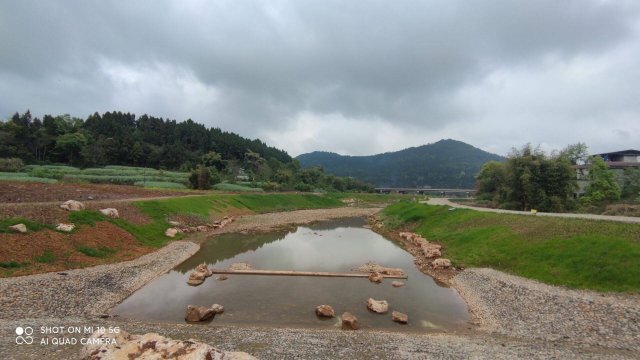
left=1, top=206, right=639, bottom=359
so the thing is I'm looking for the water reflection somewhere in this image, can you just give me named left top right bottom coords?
left=113, top=217, right=469, bottom=332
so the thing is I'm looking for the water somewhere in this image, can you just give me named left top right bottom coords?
left=112, top=218, right=469, bottom=331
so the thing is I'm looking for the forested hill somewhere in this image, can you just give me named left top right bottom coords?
left=0, top=110, right=291, bottom=169
left=296, top=139, right=505, bottom=188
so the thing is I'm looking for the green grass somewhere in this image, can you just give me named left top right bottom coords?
left=23, top=165, right=189, bottom=185
left=0, top=261, right=26, bottom=269
left=118, top=193, right=344, bottom=247
left=76, top=245, right=117, bottom=258
left=134, top=181, right=187, bottom=189
left=0, top=172, right=58, bottom=183
left=383, top=202, right=640, bottom=293
left=213, top=183, right=264, bottom=192
left=68, top=210, right=108, bottom=226
left=0, top=218, right=51, bottom=233
left=34, top=250, right=56, bottom=264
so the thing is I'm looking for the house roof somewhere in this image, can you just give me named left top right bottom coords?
left=593, top=149, right=640, bottom=157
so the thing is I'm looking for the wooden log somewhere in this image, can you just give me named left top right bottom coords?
left=210, top=269, right=408, bottom=279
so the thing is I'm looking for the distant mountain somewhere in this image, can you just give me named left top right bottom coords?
left=296, top=139, right=505, bottom=188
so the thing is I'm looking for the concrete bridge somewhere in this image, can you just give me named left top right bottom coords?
left=375, top=187, right=476, bottom=197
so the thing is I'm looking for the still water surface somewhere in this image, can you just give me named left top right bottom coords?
left=113, top=218, right=469, bottom=331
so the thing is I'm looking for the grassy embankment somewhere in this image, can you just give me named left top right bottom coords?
left=116, top=193, right=350, bottom=247
left=383, top=201, right=640, bottom=292
left=0, top=192, right=404, bottom=275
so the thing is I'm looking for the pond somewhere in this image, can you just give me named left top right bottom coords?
left=112, top=217, right=469, bottom=331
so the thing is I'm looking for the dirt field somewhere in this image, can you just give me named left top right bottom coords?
left=0, top=221, right=152, bottom=277
left=0, top=181, right=195, bottom=204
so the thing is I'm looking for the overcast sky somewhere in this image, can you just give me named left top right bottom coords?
left=1, top=0, right=639, bottom=157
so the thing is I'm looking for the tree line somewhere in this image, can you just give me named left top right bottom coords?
left=0, top=110, right=373, bottom=192
left=475, top=143, right=640, bottom=212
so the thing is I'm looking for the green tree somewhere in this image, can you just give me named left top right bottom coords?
left=55, top=132, right=87, bottom=164
left=475, top=161, right=507, bottom=203
left=581, top=156, right=621, bottom=205
left=559, top=142, right=589, bottom=165
left=475, top=144, right=577, bottom=212
left=621, top=168, right=640, bottom=201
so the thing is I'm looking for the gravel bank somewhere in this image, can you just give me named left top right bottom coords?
left=453, top=268, right=640, bottom=352
left=0, top=241, right=199, bottom=319
left=1, top=317, right=634, bottom=359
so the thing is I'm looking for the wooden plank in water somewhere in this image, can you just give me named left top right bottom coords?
left=210, top=269, right=407, bottom=279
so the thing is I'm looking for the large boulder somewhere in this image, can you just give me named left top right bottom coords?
left=80, top=330, right=255, bottom=360
left=56, top=223, right=75, bottom=232
left=341, top=312, right=359, bottom=330
left=392, top=311, right=409, bottom=324
left=315, top=305, right=335, bottom=318
left=422, top=243, right=442, bottom=258
left=187, top=271, right=206, bottom=286
left=9, top=223, right=27, bottom=233
left=367, top=298, right=389, bottom=314
left=185, top=304, right=224, bottom=322
left=165, top=228, right=178, bottom=238
left=60, top=200, right=84, bottom=211
left=432, top=258, right=452, bottom=270
left=99, top=208, right=119, bottom=218
left=195, top=263, right=213, bottom=277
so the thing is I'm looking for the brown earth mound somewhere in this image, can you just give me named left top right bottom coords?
left=0, top=221, right=151, bottom=277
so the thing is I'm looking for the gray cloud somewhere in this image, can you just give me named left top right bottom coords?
left=1, top=0, right=639, bottom=156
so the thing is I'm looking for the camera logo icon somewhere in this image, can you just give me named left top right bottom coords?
left=15, top=326, right=34, bottom=345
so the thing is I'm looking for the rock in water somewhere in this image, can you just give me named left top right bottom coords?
left=341, top=312, right=359, bottom=330
left=195, top=263, right=212, bottom=277
left=391, top=281, right=405, bottom=288
left=99, top=208, right=119, bottom=218
left=217, top=275, right=228, bottom=281
left=187, top=271, right=206, bottom=286
left=392, top=311, right=409, bottom=324
left=229, top=262, right=252, bottom=270
left=9, top=223, right=27, bottom=233
left=368, top=271, right=383, bottom=283
left=185, top=304, right=224, bottom=322
left=80, top=330, right=255, bottom=359
left=315, top=305, right=335, bottom=318
left=432, top=258, right=452, bottom=270
left=367, top=298, right=389, bottom=314
left=60, top=200, right=84, bottom=211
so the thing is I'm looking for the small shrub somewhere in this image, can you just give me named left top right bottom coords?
left=77, top=245, right=116, bottom=258
left=35, top=250, right=56, bottom=264
left=0, top=261, right=25, bottom=268
left=0, top=158, right=24, bottom=172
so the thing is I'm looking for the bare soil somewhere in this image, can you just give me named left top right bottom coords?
left=0, top=221, right=152, bottom=277
left=0, top=181, right=196, bottom=204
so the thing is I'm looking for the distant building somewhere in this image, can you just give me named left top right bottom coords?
left=575, top=149, right=640, bottom=195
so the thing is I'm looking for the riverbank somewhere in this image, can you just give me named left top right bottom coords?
left=1, top=207, right=639, bottom=359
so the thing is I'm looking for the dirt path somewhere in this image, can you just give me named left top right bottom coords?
left=427, top=198, right=640, bottom=223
